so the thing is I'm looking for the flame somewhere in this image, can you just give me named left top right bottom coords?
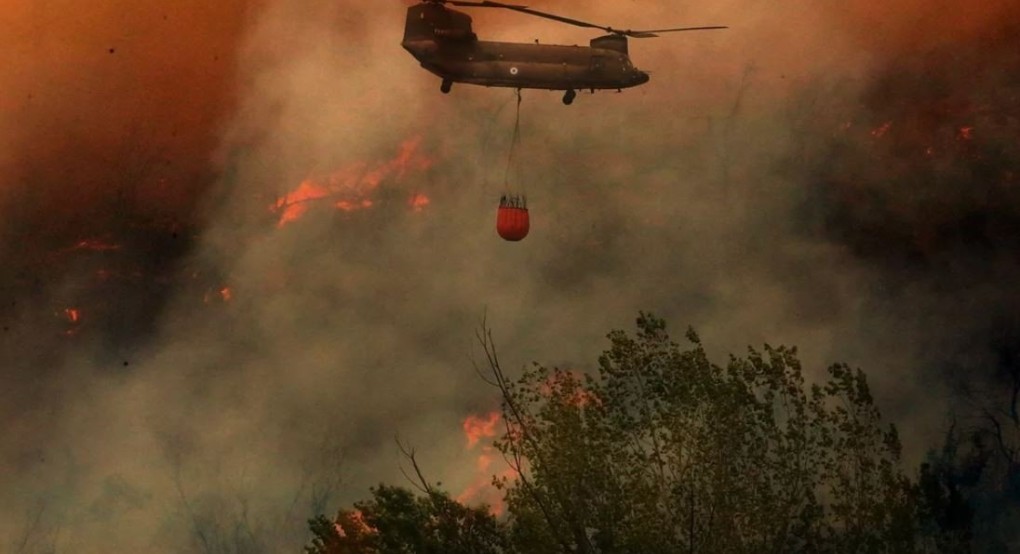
left=64, top=308, right=80, bottom=323
left=463, top=411, right=500, bottom=448
left=272, top=137, right=434, bottom=227
left=457, top=411, right=519, bottom=515
left=274, top=181, right=331, bottom=227
left=335, top=509, right=374, bottom=538
left=565, top=388, right=601, bottom=408
left=455, top=465, right=517, bottom=517
left=957, top=126, right=974, bottom=140
left=540, top=370, right=601, bottom=408
left=456, top=379, right=597, bottom=512
left=219, top=287, right=232, bottom=302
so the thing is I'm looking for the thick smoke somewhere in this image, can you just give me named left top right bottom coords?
left=2, top=0, right=1018, bottom=551
left=798, top=9, right=1020, bottom=546
left=797, top=3, right=1020, bottom=414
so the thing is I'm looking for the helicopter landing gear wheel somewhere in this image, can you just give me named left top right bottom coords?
left=562, top=89, right=576, bottom=105
left=440, top=79, right=452, bottom=94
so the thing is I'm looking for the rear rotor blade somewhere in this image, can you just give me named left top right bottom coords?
left=503, top=6, right=610, bottom=32
left=630, top=25, right=728, bottom=35
left=443, top=1, right=728, bottom=38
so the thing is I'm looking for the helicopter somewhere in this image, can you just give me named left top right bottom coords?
left=401, top=0, right=726, bottom=105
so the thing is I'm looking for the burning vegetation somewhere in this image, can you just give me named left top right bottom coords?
left=794, top=17, right=1020, bottom=551
left=0, top=134, right=438, bottom=353
left=308, top=315, right=936, bottom=553
left=271, top=137, right=434, bottom=227
left=805, top=19, right=1020, bottom=263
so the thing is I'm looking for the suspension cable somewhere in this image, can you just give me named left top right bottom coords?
left=502, top=88, right=523, bottom=191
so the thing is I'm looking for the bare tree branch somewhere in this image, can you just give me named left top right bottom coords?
left=476, top=318, right=584, bottom=554
left=171, top=465, right=213, bottom=554
left=12, top=500, right=47, bottom=554
left=395, top=435, right=434, bottom=495
left=982, top=409, right=1017, bottom=466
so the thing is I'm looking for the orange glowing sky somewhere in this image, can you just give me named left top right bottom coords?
left=0, top=1, right=250, bottom=230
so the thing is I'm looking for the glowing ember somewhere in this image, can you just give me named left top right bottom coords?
left=335, top=199, right=374, bottom=212
left=203, top=286, right=233, bottom=304
left=957, top=126, right=974, bottom=140
left=272, top=137, right=434, bottom=227
left=409, top=193, right=431, bottom=212
left=870, top=121, right=892, bottom=138
left=61, top=307, right=82, bottom=337
left=71, top=238, right=121, bottom=252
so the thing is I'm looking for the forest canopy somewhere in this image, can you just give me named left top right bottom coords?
left=305, top=314, right=1008, bottom=553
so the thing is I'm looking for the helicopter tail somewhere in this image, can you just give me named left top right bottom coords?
left=403, top=4, right=477, bottom=44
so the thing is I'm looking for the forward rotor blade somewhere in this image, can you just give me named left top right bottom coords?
left=452, top=1, right=615, bottom=33
left=626, top=32, right=659, bottom=38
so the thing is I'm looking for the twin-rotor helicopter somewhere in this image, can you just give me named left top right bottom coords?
left=401, top=0, right=727, bottom=105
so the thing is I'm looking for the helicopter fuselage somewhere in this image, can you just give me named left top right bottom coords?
left=402, top=38, right=650, bottom=91
left=401, top=4, right=649, bottom=100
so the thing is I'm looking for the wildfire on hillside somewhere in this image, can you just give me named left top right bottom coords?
left=18, top=135, right=440, bottom=344
left=806, top=22, right=1020, bottom=264
left=271, top=137, right=434, bottom=227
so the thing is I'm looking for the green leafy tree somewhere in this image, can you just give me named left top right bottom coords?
left=309, top=313, right=930, bottom=553
left=481, top=313, right=919, bottom=554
